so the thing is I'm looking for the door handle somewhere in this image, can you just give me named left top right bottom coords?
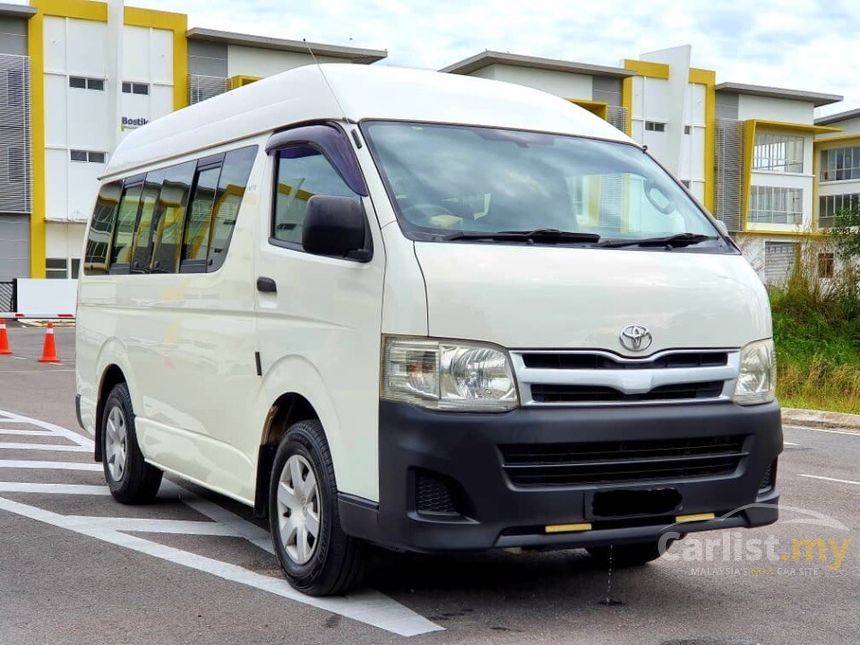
left=256, top=276, right=277, bottom=293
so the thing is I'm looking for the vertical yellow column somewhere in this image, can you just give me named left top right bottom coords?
left=27, top=11, right=46, bottom=278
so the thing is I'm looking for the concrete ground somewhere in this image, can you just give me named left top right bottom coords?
left=0, top=324, right=858, bottom=644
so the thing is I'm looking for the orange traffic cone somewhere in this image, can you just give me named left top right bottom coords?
left=0, top=320, right=11, bottom=355
left=38, top=322, right=60, bottom=363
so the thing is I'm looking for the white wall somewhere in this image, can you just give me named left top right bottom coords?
left=737, top=95, right=814, bottom=123
left=42, top=17, right=176, bottom=271
left=226, top=45, right=347, bottom=78
left=817, top=115, right=860, bottom=140
left=467, top=63, right=593, bottom=100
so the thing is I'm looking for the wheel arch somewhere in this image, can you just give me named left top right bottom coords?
left=94, top=364, right=128, bottom=462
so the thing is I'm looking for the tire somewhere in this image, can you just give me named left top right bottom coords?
left=587, top=540, right=665, bottom=568
left=269, top=419, right=366, bottom=596
left=101, top=383, right=163, bottom=504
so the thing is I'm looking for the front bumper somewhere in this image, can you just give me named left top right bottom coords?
left=339, top=400, right=782, bottom=553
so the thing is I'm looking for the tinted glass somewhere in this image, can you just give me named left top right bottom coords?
left=85, top=181, right=121, bottom=275
left=208, top=146, right=257, bottom=270
left=111, top=183, right=143, bottom=267
left=69, top=76, right=86, bottom=89
left=151, top=161, right=195, bottom=272
left=182, top=165, right=221, bottom=264
left=273, top=148, right=355, bottom=245
left=131, top=171, right=165, bottom=271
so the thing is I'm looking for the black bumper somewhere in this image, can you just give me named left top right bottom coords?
left=339, top=400, right=782, bottom=553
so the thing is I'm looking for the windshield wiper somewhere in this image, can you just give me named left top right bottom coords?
left=439, top=228, right=601, bottom=244
left=597, top=233, right=718, bottom=249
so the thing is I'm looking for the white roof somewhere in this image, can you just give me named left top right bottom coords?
left=107, top=64, right=633, bottom=177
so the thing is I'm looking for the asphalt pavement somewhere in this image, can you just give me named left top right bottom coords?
left=0, top=324, right=858, bottom=644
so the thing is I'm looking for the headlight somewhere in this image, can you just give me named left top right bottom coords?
left=382, top=337, right=518, bottom=411
left=733, top=339, right=776, bottom=405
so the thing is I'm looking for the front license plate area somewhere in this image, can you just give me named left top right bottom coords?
left=590, top=488, right=682, bottom=518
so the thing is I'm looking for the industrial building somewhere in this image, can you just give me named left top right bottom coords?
left=0, top=0, right=854, bottom=289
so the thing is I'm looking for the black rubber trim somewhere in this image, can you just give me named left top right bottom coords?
left=74, top=394, right=83, bottom=430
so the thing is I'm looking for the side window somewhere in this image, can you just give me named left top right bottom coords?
left=131, top=170, right=165, bottom=272
left=273, top=147, right=356, bottom=246
left=209, top=146, right=257, bottom=271
left=110, top=181, right=143, bottom=270
left=181, top=163, right=222, bottom=270
left=84, top=181, right=121, bottom=275
left=151, top=161, right=195, bottom=273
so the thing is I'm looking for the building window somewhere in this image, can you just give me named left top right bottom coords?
left=749, top=185, right=803, bottom=225
left=122, top=82, right=150, bottom=95
left=764, top=241, right=797, bottom=285
left=683, top=125, right=691, bottom=135
left=753, top=132, right=804, bottom=173
left=70, top=150, right=107, bottom=163
left=645, top=121, right=666, bottom=132
left=818, top=192, right=860, bottom=228
left=45, top=258, right=68, bottom=279
left=818, top=252, right=835, bottom=279
left=69, top=76, right=104, bottom=91
left=820, top=146, right=860, bottom=182
left=8, top=147, right=24, bottom=182
left=6, top=68, right=23, bottom=107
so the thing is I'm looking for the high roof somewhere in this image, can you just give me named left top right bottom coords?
left=107, top=64, right=632, bottom=177
left=815, top=107, right=860, bottom=126
left=441, top=50, right=634, bottom=79
left=715, top=82, right=842, bottom=107
left=0, top=2, right=35, bottom=18
left=186, top=28, right=387, bottom=64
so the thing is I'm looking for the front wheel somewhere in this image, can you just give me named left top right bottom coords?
left=269, top=419, right=366, bottom=596
left=586, top=540, right=665, bottom=567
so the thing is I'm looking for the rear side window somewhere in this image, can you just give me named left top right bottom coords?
left=131, top=170, right=165, bottom=272
left=273, top=147, right=356, bottom=246
left=110, top=182, right=143, bottom=270
left=84, top=181, right=122, bottom=275
left=151, top=161, right=195, bottom=273
left=181, top=164, right=222, bottom=269
left=209, top=146, right=257, bottom=271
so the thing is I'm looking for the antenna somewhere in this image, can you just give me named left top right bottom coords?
left=303, top=38, right=350, bottom=123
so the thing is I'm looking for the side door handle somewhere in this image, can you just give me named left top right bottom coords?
left=256, top=276, right=277, bottom=294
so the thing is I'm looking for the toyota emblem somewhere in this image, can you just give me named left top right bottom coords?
left=619, top=325, right=652, bottom=352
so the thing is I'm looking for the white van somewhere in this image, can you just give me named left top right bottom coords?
left=76, top=64, right=781, bottom=596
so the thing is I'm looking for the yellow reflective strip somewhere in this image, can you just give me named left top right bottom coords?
left=545, top=523, right=592, bottom=534
left=675, top=512, right=716, bottom=524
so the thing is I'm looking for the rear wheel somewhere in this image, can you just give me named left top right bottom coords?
left=101, top=383, right=162, bottom=504
left=587, top=540, right=665, bottom=567
left=269, top=419, right=366, bottom=596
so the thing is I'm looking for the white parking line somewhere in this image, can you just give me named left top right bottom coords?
left=0, top=428, right=57, bottom=436
left=0, top=460, right=102, bottom=471
left=800, top=474, right=860, bottom=487
left=0, top=407, right=444, bottom=637
left=784, top=441, right=799, bottom=446
left=0, top=442, right=91, bottom=452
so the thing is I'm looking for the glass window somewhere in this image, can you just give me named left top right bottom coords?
left=133, top=83, right=149, bottom=95
left=69, top=76, right=86, bottom=89
left=131, top=171, right=165, bottom=272
left=208, top=146, right=257, bottom=271
left=272, top=148, right=360, bottom=246
left=645, top=121, right=666, bottom=132
left=122, top=82, right=131, bottom=93
left=111, top=183, right=143, bottom=268
left=85, top=181, right=121, bottom=275
left=749, top=186, right=802, bottom=225
left=88, top=152, right=106, bottom=164
left=70, top=150, right=87, bottom=162
left=820, top=147, right=860, bottom=182
left=45, top=258, right=67, bottom=279
left=151, top=161, right=195, bottom=273
left=182, top=165, right=222, bottom=266
left=753, top=132, right=804, bottom=173
left=363, top=122, right=721, bottom=245
left=87, top=78, right=104, bottom=91
left=818, top=252, right=834, bottom=279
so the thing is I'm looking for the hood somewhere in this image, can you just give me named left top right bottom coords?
left=414, top=242, right=771, bottom=355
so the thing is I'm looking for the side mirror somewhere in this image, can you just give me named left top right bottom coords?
left=302, top=195, right=371, bottom=261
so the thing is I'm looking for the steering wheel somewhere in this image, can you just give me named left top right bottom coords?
left=402, top=203, right=461, bottom=228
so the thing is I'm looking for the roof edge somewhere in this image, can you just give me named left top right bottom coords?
left=716, top=81, right=842, bottom=107
left=0, top=2, right=35, bottom=18
left=815, top=107, right=860, bottom=125
left=440, top=50, right=634, bottom=79
left=186, top=27, right=387, bottom=63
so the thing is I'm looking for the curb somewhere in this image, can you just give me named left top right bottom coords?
left=782, top=407, right=860, bottom=432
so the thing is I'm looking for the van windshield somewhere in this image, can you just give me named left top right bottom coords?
left=362, top=121, right=726, bottom=250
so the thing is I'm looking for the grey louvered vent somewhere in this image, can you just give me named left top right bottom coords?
left=0, top=54, right=31, bottom=214
left=606, top=105, right=628, bottom=133
left=189, top=74, right=229, bottom=105
left=715, top=118, right=743, bottom=232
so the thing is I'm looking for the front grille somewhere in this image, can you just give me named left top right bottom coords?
left=415, top=471, right=459, bottom=515
left=499, top=435, right=748, bottom=486
left=521, top=352, right=729, bottom=370
left=530, top=381, right=724, bottom=403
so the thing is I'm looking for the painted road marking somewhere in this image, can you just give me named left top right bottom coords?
left=784, top=441, right=799, bottom=446
left=0, top=407, right=443, bottom=637
left=800, top=474, right=860, bottom=487
left=0, top=460, right=102, bottom=471
left=784, top=425, right=860, bottom=437
left=0, top=428, right=57, bottom=436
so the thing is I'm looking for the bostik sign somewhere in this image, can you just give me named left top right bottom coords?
left=121, top=116, right=149, bottom=131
